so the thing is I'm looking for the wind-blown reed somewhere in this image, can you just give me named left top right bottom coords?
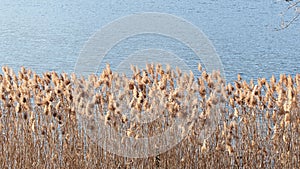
left=0, top=64, right=299, bottom=168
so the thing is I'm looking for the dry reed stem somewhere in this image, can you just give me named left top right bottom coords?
left=0, top=64, right=299, bottom=168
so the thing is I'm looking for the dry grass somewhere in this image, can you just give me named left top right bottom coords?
left=0, top=64, right=299, bottom=168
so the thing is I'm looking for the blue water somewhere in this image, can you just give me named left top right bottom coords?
left=0, top=0, right=299, bottom=82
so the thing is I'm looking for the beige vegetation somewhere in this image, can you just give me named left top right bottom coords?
left=0, top=63, right=299, bottom=168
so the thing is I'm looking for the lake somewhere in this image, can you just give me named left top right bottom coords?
left=0, top=0, right=299, bottom=82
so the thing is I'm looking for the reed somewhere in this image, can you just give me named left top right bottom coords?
left=0, top=64, right=299, bottom=168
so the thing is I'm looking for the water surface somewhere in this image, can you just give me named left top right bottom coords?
left=0, top=0, right=299, bottom=82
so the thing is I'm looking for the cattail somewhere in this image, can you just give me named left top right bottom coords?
left=2, top=65, right=300, bottom=167
left=284, top=113, right=291, bottom=124
left=251, top=140, right=256, bottom=148
left=287, top=88, right=294, bottom=101
left=243, top=117, right=249, bottom=125
left=270, top=76, right=276, bottom=91
left=272, top=110, right=277, bottom=122
left=52, top=111, right=57, bottom=118
left=55, top=101, right=61, bottom=111
left=284, top=101, right=291, bottom=112
left=267, top=98, right=273, bottom=109
left=227, top=83, right=234, bottom=94
left=201, top=140, right=208, bottom=153
left=229, top=121, right=237, bottom=130
left=1, top=66, right=8, bottom=74
left=265, top=110, right=270, bottom=119
left=235, top=81, right=241, bottom=89
left=283, top=134, right=289, bottom=144
left=280, top=74, right=287, bottom=84
left=31, top=121, right=35, bottom=133
left=198, top=63, right=202, bottom=72
left=50, top=122, right=55, bottom=131
left=207, top=77, right=214, bottom=89
left=261, top=78, right=266, bottom=85
left=226, top=144, right=234, bottom=155
left=108, top=101, right=116, bottom=111
left=43, top=105, right=49, bottom=115
left=202, top=71, right=208, bottom=81
left=199, top=85, right=206, bottom=98
left=16, top=103, right=21, bottom=113
left=249, top=94, right=257, bottom=108
left=237, top=74, right=242, bottom=81
left=105, top=111, right=111, bottom=125
left=234, top=107, right=239, bottom=118
left=121, top=115, right=128, bottom=123
left=133, top=86, right=138, bottom=99
left=23, top=112, right=28, bottom=120
left=229, top=97, right=235, bottom=107
left=126, top=129, right=135, bottom=137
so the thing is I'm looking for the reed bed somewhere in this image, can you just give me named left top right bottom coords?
left=0, top=64, right=299, bottom=168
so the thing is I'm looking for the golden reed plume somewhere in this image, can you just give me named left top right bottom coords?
left=0, top=64, right=299, bottom=168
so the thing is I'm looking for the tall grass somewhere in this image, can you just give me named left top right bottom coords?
left=0, top=64, right=299, bottom=168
